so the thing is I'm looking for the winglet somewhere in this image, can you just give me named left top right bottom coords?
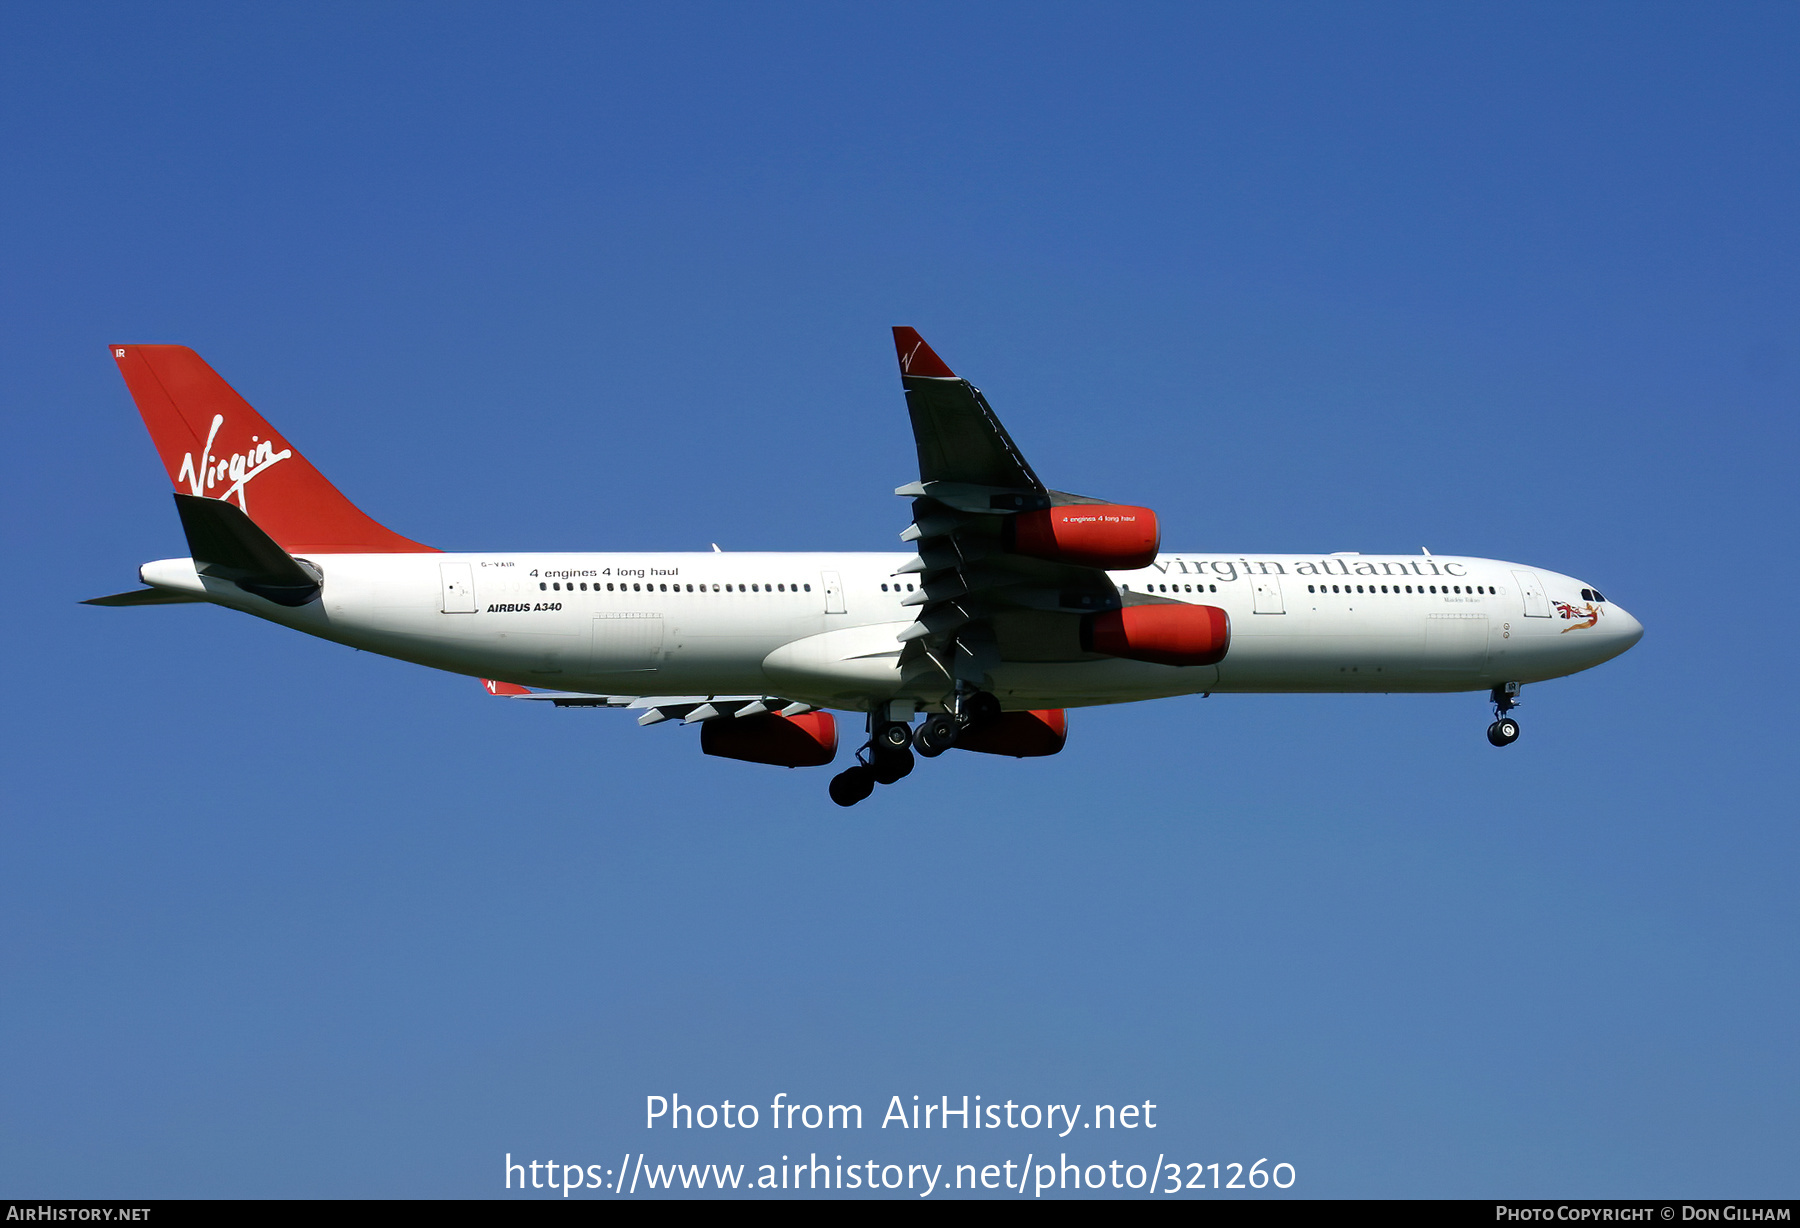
left=481, top=678, right=531, bottom=696
left=892, top=327, right=956, bottom=378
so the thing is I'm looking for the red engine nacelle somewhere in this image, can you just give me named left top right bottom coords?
left=1003, top=504, right=1160, bottom=570
left=700, top=711, right=838, bottom=767
left=1082, top=604, right=1229, bottom=667
left=954, top=709, right=1068, bottom=758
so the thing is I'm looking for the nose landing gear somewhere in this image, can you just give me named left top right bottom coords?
left=1487, top=682, right=1521, bottom=747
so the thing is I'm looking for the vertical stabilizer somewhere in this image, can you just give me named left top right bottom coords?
left=110, top=344, right=434, bottom=554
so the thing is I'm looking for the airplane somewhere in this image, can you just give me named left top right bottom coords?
left=89, top=329, right=1643, bottom=806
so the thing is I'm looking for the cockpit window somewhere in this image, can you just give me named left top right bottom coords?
left=1581, top=588, right=1608, bottom=603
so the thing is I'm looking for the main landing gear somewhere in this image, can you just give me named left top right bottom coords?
left=829, top=689, right=1003, bottom=806
left=829, top=714, right=919, bottom=807
left=913, top=689, right=1000, bottom=757
left=1487, top=682, right=1521, bottom=747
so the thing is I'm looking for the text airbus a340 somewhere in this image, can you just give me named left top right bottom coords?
left=90, top=330, right=1643, bottom=806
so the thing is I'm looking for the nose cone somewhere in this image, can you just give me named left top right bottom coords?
left=1607, top=604, right=1645, bottom=656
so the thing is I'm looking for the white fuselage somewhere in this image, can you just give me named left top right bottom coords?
left=139, top=549, right=1643, bottom=713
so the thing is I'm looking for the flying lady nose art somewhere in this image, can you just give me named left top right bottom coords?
left=1554, top=600, right=1601, bottom=632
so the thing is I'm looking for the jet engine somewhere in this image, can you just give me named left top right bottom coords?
left=700, top=711, right=838, bottom=767
left=1002, top=504, right=1160, bottom=570
left=1081, top=604, right=1229, bottom=667
left=954, top=709, right=1068, bottom=758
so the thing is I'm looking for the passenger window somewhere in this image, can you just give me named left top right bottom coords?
left=805, top=584, right=812, bottom=591
left=539, top=582, right=547, bottom=591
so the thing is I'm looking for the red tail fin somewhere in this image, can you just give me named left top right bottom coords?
left=110, top=345, right=434, bottom=554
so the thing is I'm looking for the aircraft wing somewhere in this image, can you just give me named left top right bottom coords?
left=896, top=328, right=1046, bottom=491
left=479, top=680, right=813, bottom=726
left=888, top=328, right=1165, bottom=690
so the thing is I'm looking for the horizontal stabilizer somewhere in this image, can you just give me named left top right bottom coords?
left=173, top=493, right=321, bottom=607
left=82, top=588, right=208, bottom=607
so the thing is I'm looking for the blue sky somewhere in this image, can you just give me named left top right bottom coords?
left=2, top=2, right=1796, bottom=1198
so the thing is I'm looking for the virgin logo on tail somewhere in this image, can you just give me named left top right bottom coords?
left=174, top=413, right=292, bottom=514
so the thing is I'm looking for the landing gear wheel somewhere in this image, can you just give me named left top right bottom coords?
left=829, top=765, right=877, bottom=806
left=961, top=691, right=1002, bottom=731
left=1487, top=718, right=1520, bottom=747
left=871, top=746, right=915, bottom=785
left=877, top=722, right=913, bottom=752
left=913, top=715, right=958, bottom=758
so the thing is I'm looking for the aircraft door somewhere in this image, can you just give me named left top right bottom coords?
left=1252, top=574, right=1285, bottom=614
left=440, top=562, right=476, bottom=613
left=820, top=570, right=846, bottom=614
left=1512, top=570, right=1550, bottom=618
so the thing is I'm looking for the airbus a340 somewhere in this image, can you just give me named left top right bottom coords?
left=91, top=330, right=1643, bottom=805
